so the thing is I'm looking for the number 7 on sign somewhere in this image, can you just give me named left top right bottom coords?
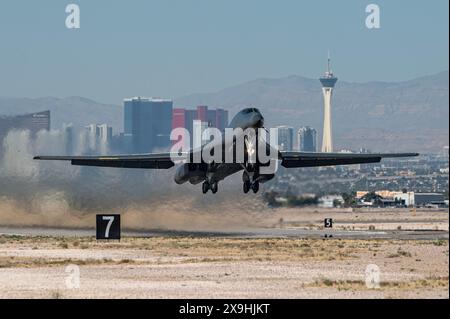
left=102, top=216, right=115, bottom=238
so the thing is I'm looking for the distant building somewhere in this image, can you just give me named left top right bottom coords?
left=0, top=110, right=50, bottom=142
left=298, top=126, right=317, bottom=152
left=319, top=195, right=344, bottom=208
left=319, top=52, right=337, bottom=153
left=276, top=126, right=294, bottom=151
left=97, top=124, right=113, bottom=143
left=85, top=124, right=98, bottom=135
left=124, top=97, right=173, bottom=152
left=356, top=190, right=446, bottom=207
left=414, top=193, right=445, bottom=207
left=172, top=106, right=228, bottom=147
left=173, top=106, right=228, bottom=132
left=86, top=123, right=112, bottom=140
left=196, top=105, right=228, bottom=132
left=85, top=123, right=113, bottom=152
left=62, top=124, right=74, bottom=155
left=392, top=192, right=416, bottom=207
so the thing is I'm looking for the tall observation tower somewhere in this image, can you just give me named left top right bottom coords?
left=319, top=52, right=338, bottom=153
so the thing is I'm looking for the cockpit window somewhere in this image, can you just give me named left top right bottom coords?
left=242, top=108, right=260, bottom=114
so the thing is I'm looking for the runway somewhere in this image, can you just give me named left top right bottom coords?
left=0, top=226, right=447, bottom=240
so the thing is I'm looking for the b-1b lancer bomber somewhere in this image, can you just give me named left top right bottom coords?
left=34, top=108, right=418, bottom=194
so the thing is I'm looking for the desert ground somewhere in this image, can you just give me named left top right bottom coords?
left=0, top=208, right=448, bottom=299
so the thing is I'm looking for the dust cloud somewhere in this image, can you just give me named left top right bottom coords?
left=0, top=129, right=272, bottom=231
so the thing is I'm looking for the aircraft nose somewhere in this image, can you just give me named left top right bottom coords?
left=251, top=113, right=264, bottom=127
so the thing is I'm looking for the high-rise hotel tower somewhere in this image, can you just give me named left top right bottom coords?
left=319, top=52, right=337, bottom=153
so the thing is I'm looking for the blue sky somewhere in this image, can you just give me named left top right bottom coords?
left=0, top=0, right=448, bottom=104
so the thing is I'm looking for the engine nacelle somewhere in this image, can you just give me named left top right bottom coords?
left=174, top=163, right=207, bottom=185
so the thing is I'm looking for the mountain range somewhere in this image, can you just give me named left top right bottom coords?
left=0, top=71, right=448, bottom=153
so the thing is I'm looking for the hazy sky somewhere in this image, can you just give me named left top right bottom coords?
left=0, top=0, right=448, bottom=104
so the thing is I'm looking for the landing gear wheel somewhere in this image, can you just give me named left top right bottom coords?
left=202, top=181, right=210, bottom=194
left=211, top=182, right=218, bottom=194
left=243, top=180, right=251, bottom=194
left=251, top=181, right=260, bottom=194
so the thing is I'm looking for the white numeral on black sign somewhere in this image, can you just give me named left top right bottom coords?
left=96, top=214, right=120, bottom=240
left=102, top=216, right=115, bottom=238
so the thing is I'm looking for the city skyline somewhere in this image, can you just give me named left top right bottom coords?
left=0, top=67, right=447, bottom=154
left=0, top=107, right=322, bottom=152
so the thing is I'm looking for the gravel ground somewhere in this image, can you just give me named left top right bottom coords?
left=0, top=236, right=448, bottom=299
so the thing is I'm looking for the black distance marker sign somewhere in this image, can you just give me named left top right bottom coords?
left=324, top=218, right=333, bottom=228
left=96, top=214, right=121, bottom=240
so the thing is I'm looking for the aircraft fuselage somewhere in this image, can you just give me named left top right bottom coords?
left=173, top=107, right=274, bottom=193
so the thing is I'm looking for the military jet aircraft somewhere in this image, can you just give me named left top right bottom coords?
left=34, top=108, right=418, bottom=194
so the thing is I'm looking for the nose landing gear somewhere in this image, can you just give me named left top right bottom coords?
left=242, top=171, right=260, bottom=194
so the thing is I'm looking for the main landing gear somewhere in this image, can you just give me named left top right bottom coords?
left=202, top=180, right=218, bottom=194
left=243, top=180, right=251, bottom=193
